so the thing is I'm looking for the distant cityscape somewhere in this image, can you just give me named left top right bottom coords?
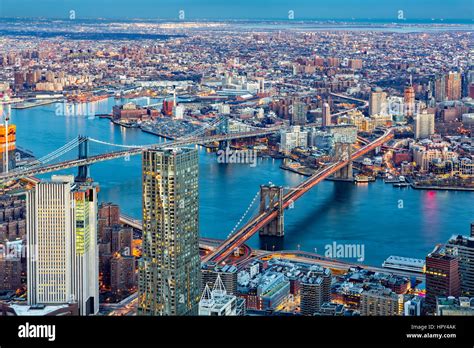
left=0, top=15, right=473, bottom=318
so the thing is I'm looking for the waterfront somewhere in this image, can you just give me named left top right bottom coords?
left=9, top=98, right=474, bottom=267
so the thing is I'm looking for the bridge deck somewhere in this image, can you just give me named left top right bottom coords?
left=204, top=129, right=393, bottom=263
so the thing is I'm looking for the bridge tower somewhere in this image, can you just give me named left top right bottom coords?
left=259, top=185, right=284, bottom=238
left=76, top=135, right=89, bottom=182
left=217, top=117, right=229, bottom=150
left=333, top=142, right=353, bottom=180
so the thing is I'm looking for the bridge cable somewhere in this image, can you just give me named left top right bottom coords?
left=226, top=190, right=261, bottom=239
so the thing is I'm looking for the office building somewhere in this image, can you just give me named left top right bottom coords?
left=258, top=272, right=290, bottom=310
left=446, top=233, right=474, bottom=296
left=198, top=275, right=243, bottom=316
left=201, top=262, right=238, bottom=295
left=138, top=148, right=200, bottom=316
left=26, top=175, right=99, bottom=315
left=425, top=246, right=461, bottom=312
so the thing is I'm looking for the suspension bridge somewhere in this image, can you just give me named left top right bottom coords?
left=203, top=128, right=394, bottom=264
left=0, top=116, right=280, bottom=183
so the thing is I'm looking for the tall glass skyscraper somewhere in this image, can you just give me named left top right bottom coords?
left=138, top=148, right=200, bottom=315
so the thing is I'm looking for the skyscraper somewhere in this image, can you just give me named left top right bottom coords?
left=435, top=72, right=462, bottom=101
left=425, top=246, right=461, bottom=312
left=322, top=102, right=331, bottom=127
left=446, top=233, right=474, bottom=296
left=414, top=110, right=435, bottom=139
left=290, top=101, right=307, bottom=126
left=404, top=86, right=415, bottom=117
left=434, top=74, right=446, bottom=102
left=369, top=88, right=387, bottom=116
left=446, top=72, right=462, bottom=101
left=138, top=148, right=200, bottom=316
left=26, top=175, right=99, bottom=315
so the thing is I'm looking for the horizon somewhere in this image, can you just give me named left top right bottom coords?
left=0, top=0, right=472, bottom=20
left=0, top=17, right=472, bottom=24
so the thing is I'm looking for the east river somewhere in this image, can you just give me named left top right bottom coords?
left=9, top=97, right=473, bottom=266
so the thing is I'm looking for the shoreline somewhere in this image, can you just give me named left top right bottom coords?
left=11, top=99, right=60, bottom=109
left=410, top=183, right=474, bottom=192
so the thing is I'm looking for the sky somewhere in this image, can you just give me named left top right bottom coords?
left=0, top=0, right=472, bottom=20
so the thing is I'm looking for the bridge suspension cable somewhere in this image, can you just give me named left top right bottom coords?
left=226, top=190, right=260, bottom=239
left=87, top=138, right=148, bottom=149
left=89, top=116, right=228, bottom=149
left=17, top=136, right=86, bottom=170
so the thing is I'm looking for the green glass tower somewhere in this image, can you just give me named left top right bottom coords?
left=138, top=148, right=200, bottom=315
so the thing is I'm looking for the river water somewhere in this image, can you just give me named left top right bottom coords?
left=9, top=98, right=473, bottom=266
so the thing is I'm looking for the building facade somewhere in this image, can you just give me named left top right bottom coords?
left=425, top=246, right=461, bottom=312
left=446, top=234, right=474, bottom=296
left=300, top=266, right=332, bottom=315
left=360, top=288, right=403, bottom=316
left=414, top=110, right=435, bottom=139
left=138, top=148, right=200, bottom=316
left=26, top=175, right=99, bottom=315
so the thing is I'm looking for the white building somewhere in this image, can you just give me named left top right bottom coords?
left=280, top=126, right=308, bottom=153
left=369, top=89, right=387, bottom=116
left=199, top=275, right=240, bottom=316
left=217, top=103, right=231, bottom=115
left=173, top=104, right=185, bottom=119
left=414, top=110, right=435, bottom=139
left=26, top=175, right=99, bottom=315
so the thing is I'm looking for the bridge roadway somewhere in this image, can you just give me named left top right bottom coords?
left=0, top=128, right=279, bottom=183
left=195, top=237, right=425, bottom=282
left=121, top=208, right=424, bottom=282
left=119, top=214, right=226, bottom=252
left=203, top=129, right=394, bottom=264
